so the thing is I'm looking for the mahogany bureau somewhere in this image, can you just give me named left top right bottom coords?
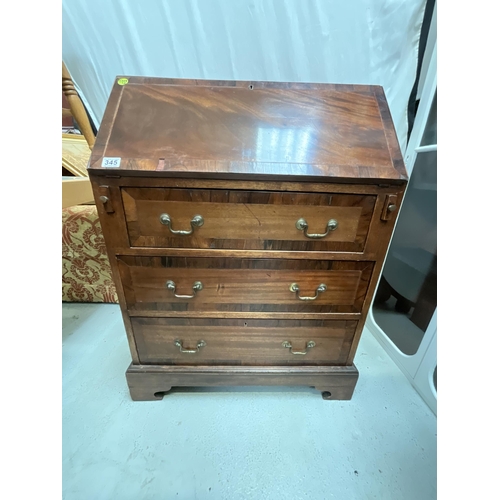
left=88, top=77, right=407, bottom=401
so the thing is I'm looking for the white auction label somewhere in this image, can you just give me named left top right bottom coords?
left=101, top=157, right=121, bottom=168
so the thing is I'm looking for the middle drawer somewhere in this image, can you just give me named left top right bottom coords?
left=118, top=256, right=373, bottom=314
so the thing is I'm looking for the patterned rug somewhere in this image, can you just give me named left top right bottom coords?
left=62, top=205, right=118, bottom=303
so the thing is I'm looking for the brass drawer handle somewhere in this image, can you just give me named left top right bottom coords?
left=159, top=213, right=204, bottom=235
left=289, top=283, right=327, bottom=301
left=166, top=280, right=203, bottom=299
left=295, top=218, right=338, bottom=239
left=282, top=340, right=316, bottom=355
left=174, top=339, right=206, bottom=353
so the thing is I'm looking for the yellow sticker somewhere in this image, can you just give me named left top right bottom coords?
left=117, top=78, right=129, bottom=86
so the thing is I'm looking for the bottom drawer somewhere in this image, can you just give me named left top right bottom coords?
left=132, top=317, right=357, bottom=366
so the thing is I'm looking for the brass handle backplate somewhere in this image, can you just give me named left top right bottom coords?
left=295, top=218, right=338, bottom=239
left=174, top=339, right=206, bottom=353
left=289, top=283, right=327, bottom=301
left=160, top=213, right=204, bottom=235
left=166, top=280, right=203, bottom=299
left=282, top=340, right=316, bottom=355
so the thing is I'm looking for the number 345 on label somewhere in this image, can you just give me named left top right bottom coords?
left=102, top=157, right=121, bottom=168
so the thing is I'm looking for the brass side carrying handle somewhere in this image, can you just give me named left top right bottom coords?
left=160, top=213, right=204, bottom=235
left=295, top=218, right=338, bottom=239
left=174, top=339, right=206, bottom=353
left=166, top=280, right=203, bottom=299
left=289, top=283, right=327, bottom=301
left=282, top=340, right=316, bottom=355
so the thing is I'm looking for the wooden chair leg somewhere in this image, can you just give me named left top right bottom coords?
left=62, top=61, right=95, bottom=149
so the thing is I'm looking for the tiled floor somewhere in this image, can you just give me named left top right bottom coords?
left=62, top=303, right=437, bottom=500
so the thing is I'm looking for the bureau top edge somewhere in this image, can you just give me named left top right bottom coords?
left=87, top=168, right=407, bottom=186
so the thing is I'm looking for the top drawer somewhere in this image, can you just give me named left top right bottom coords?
left=122, top=188, right=376, bottom=252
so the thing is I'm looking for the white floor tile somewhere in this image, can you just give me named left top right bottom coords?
left=63, top=303, right=436, bottom=500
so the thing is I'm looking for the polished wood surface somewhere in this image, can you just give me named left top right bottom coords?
left=132, top=318, right=357, bottom=366
left=89, top=78, right=407, bottom=400
left=92, top=175, right=404, bottom=258
left=126, top=363, right=359, bottom=401
left=127, top=311, right=360, bottom=320
left=98, top=176, right=403, bottom=193
left=117, top=257, right=372, bottom=314
left=62, top=62, right=95, bottom=149
left=89, top=78, right=406, bottom=184
left=122, top=187, right=375, bottom=252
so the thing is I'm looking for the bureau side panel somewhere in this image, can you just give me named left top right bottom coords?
left=346, top=185, right=407, bottom=363
left=89, top=174, right=140, bottom=363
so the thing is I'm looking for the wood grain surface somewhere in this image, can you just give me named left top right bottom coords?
left=122, top=187, right=375, bottom=251
left=117, top=256, right=373, bottom=314
left=132, top=317, right=357, bottom=366
left=125, top=363, right=359, bottom=401
left=87, top=78, right=408, bottom=401
left=89, top=78, right=407, bottom=184
left=62, top=62, right=95, bottom=149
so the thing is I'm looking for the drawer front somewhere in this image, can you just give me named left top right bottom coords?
left=118, top=257, right=373, bottom=314
left=132, top=317, right=358, bottom=365
left=122, top=188, right=376, bottom=252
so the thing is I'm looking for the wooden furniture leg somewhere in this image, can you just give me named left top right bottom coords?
left=62, top=61, right=95, bottom=149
